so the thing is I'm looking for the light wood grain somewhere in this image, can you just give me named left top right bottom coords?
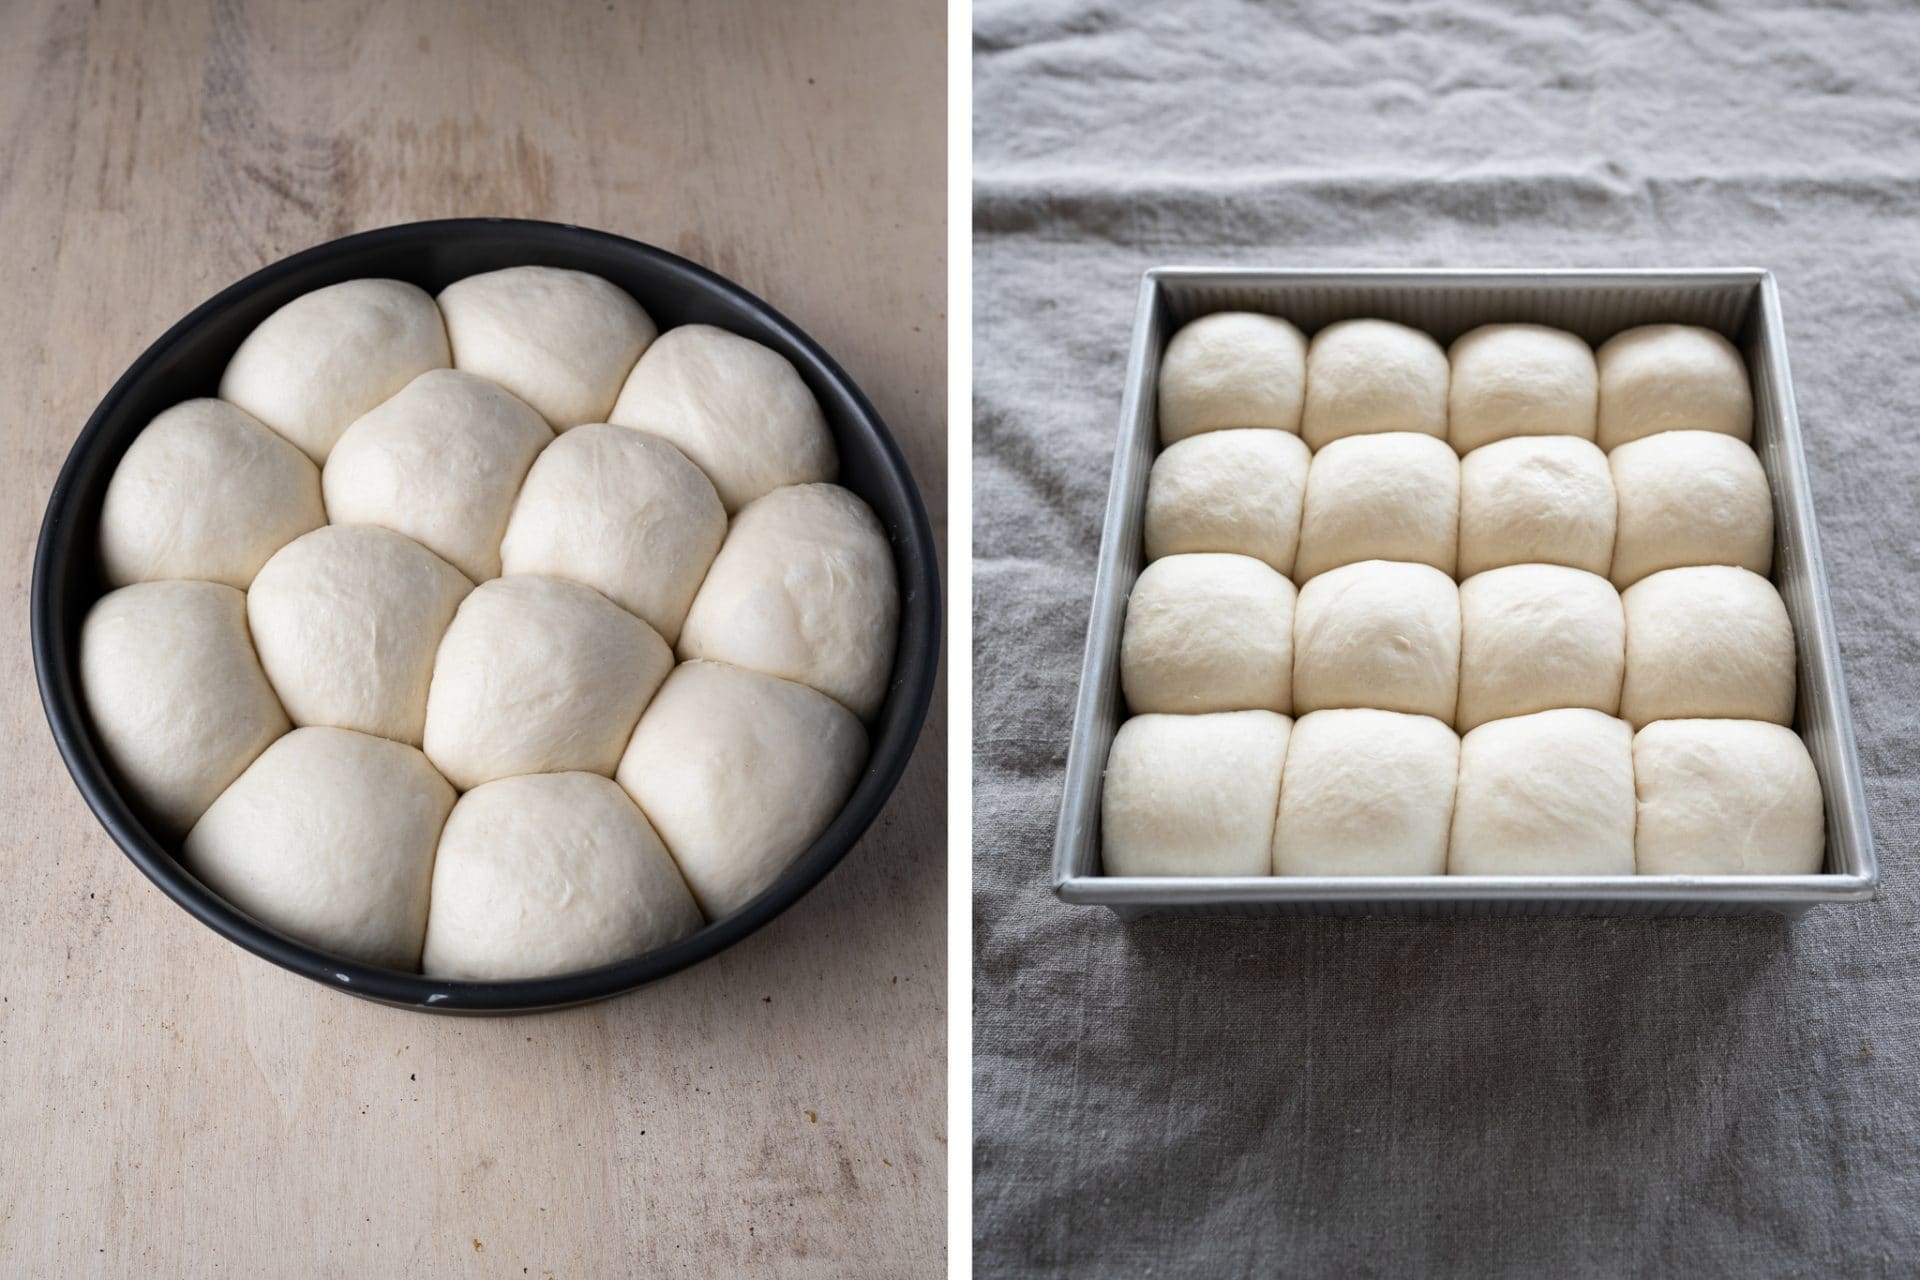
left=0, top=1, right=948, bottom=1275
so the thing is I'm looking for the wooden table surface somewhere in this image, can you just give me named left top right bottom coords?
left=0, top=2, right=947, bottom=1275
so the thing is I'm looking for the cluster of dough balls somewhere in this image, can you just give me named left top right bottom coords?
left=83, top=269, right=899, bottom=978
left=1108, top=313, right=1822, bottom=878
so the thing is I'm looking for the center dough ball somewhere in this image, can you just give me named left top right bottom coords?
left=1632, top=719, right=1825, bottom=875
left=1156, top=312, right=1306, bottom=444
left=1101, top=710, right=1292, bottom=877
left=1457, top=435, right=1616, bottom=578
left=1449, top=708, right=1636, bottom=875
left=1447, top=323, right=1597, bottom=454
left=1273, top=709, right=1458, bottom=876
left=1292, top=560, right=1460, bottom=723
left=423, top=575, right=673, bottom=790
left=1596, top=324, right=1752, bottom=451
left=1119, top=553, right=1296, bottom=715
left=1143, top=428, right=1309, bottom=576
left=1620, top=566, right=1795, bottom=729
left=1456, top=564, right=1625, bottom=732
left=1293, top=432, right=1460, bottom=582
left=1300, top=318, right=1450, bottom=450
left=1608, top=430, right=1773, bottom=588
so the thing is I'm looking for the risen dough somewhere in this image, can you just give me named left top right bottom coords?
left=610, top=324, right=837, bottom=513
left=1101, top=710, right=1291, bottom=877
left=1144, top=428, right=1308, bottom=576
left=1292, top=560, right=1459, bottom=722
left=99, top=398, right=323, bottom=590
left=1457, top=435, right=1616, bottom=578
left=422, top=771, right=704, bottom=980
left=323, top=369, right=553, bottom=582
left=1620, top=566, right=1794, bottom=729
left=248, top=525, right=472, bottom=746
left=617, top=661, right=867, bottom=919
left=1294, top=432, right=1460, bottom=582
left=438, top=266, right=656, bottom=429
left=1596, top=324, right=1752, bottom=450
left=677, top=483, right=898, bottom=720
left=182, top=727, right=453, bottom=970
left=1301, top=318, right=1449, bottom=449
left=1157, top=312, right=1306, bottom=444
left=1632, top=719, right=1824, bottom=875
left=218, top=278, right=449, bottom=464
left=1273, top=709, right=1458, bottom=876
left=1456, top=564, right=1625, bottom=732
left=1608, top=430, right=1772, bottom=588
left=1449, top=708, right=1636, bottom=875
left=80, top=581, right=289, bottom=840
left=423, top=575, right=673, bottom=790
left=1448, top=323, right=1597, bottom=454
left=1119, top=553, right=1295, bottom=715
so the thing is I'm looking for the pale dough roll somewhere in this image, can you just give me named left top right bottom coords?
left=99, top=398, right=324, bottom=590
left=422, top=771, right=705, bottom=980
left=1632, top=719, right=1824, bottom=875
left=1447, top=323, right=1597, bottom=454
left=1119, top=553, right=1295, bottom=715
left=616, top=661, right=867, bottom=919
left=1156, top=312, right=1306, bottom=444
left=182, top=727, right=453, bottom=970
left=677, top=484, right=899, bottom=720
left=1457, top=435, right=1616, bottom=578
left=1143, top=428, right=1309, bottom=576
left=1300, top=318, right=1449, bottom=450
left=80, top=580, right=289, bottom=841
left=1273, top=709, right=1457, bottom=876
left=1456, top=564, right=1625, bottom=732
left=1620, top=566, right=1795, bottom=729
left=1608, top=430, right=1773, bottom=588
left=1596, top=324, right=1752, bottom=451
left=247, top=525, right=473, bottom=747
left=1448, top=708, right=1636, bottom=875
left=1101, top=710, right=1291, bottom=877
left=218, top=278, right=450, bottom=464
left=1293, top=432, right=1460, bottom=582
left=1292, top=560, right=1459, bottom=723
left=323, top=369, right=553, bottom=582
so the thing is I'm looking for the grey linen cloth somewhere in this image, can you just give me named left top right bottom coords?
left=971, top=2, right=1920, bottom=1275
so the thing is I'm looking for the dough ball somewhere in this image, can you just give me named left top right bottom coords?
left=1457, top=564, right=1625, bottom=732
left=1294, top=432, right=1460, bottom=582
left=422, top=772, right=704, bottom=980
left=1292, top=560, right=1459, bottom=722
left=1157, top=312, right=1306, bottom=444
left=1301, top=318, right=1449, bottom=449
left=423, top=575, right=673, bottom=790
left=80, top=581, right=289, bottom=840
left=219, top=278, right=450, bottom=464
left=1449, top=708, right=1636, bottom=875
left=1632, top=719, right=1824, bottom=875
left=677, top=484, right=898, bottom=720
left=438, top=266, right=656, bottom=429
left=248, top=525, right=472, bottom=746
left=1596, top=324, right=1752, bottom=451
left=182, top=727, right=453, bottom=970
left=1448, top=323, right=1597, bottom=454
left=1273, top=709, right=1458, bottom=876
left=99, top=398, right=323, bottom=590
left=323, top=369, right=553, bottom=582
left=1144, top=428, right=1309, bottom=576
left=610, top=324, right=837, bottom=513
left=500, top=424, right=725, bottom=644
left=1120, top=553, right=1295, bottom=715
left=1457, top=435, right=1616, bottom=578
left=1101, top=710, right=1291, bottom=877
left=1620, top=566, right=1794, bottom=729
left=1608, top=430, right=1773, bottom=588
left=617, top=661, right=867, bottom=919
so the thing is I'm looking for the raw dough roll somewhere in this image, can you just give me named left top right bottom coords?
left=1447, top=323, right=1597, bottom=454
left=677, top=483, right=899, bottom=720
left=1596, top=324, right=1753, bottom=451
left=1156, top=312, right=1306, bottom=444
left=98, top=398, right=324, bottom=590
left=1608, top=430, right=1773, bottom=588
left=1300, top=318, right=1449, bottom=450
left=1292, top=560, right=1459, bottom=722
left=1119, top=553, right=1295, bottom=715
left=1101, top=710, right=1291, bottom=877
left=1449, top=708, right=1636, bottom=875
left=610, top=324, right=837, bottom=513
left=1273, top=709, right=1457, bottom=876
left=1456, top=564, right=1625, bottom=732
left=423, top=575, right=673, bottom=790
left=499, top=424, right=726, bottom=644
left=248, top=525, right=473, bottom=746
left=1457, top=435, right=1616, bottom=578
left=1620, top=566, right=1795, bottom=729
left=422, top=771, right=705, bottom=980
left=323, top=369, right=553, bottom=582
left=182, top=727, right=454, bottom=970
left=218, top=278, right=450, bottom=464
left=617, top=661, right=867, bottom=919
left=80, top=581, right=289, bottom=840
left=1144, top=428, right=1309, bottom=577
left=1293, top=432, right=1460, bottom=582
left=437, top=266, right=656, bottom=429
left=1632, top=719, right=1824, bottom=875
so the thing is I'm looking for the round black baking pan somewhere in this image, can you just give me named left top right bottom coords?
left=31, top=218, right=941, bottom=1015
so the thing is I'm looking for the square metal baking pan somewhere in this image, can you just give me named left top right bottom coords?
left=1051, top=268, right=1876, bottom=920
